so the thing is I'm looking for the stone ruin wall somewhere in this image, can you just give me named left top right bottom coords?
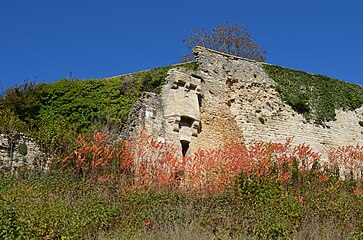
left=4, top=46, right=362, bottom=172
left=195, top=47, right=363, bottom=157
left=122, top=66, right=243, bottom=156
left=124, top=46, right=363, bottom=159
left=0, top=134, right=48, bottom=173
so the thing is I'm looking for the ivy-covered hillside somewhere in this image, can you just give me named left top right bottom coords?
left=263, top=64, right=363, bottom=124
left=0, top=62, right=197, bottom=154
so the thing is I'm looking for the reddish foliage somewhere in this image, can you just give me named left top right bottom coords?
left=64, top=131, right=362, bottom=195
left=327, top=144, right=363, bottom=180
left=183, top=138, right=323, bottom=192
left=64, top=131, right=134, bottom=186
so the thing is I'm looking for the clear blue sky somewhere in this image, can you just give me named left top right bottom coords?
left=1, top=0, right=362, bottom=92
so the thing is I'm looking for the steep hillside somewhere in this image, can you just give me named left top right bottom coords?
left=0, top=62, right=196, bottom=153
left=1, top=47, right=362, bottom=239
left=263, top=64, right=363, bottom=124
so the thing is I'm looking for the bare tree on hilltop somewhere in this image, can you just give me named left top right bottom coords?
left=183, top=21, right=266, bottom=62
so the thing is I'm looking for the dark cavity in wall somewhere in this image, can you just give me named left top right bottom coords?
left=180, top=140, right=190, bottom=157
left=191, top=74, right=204, bottom=83
left=179, top=116, right=193, bottom=128
left=198, top=95, right=203, bottom=107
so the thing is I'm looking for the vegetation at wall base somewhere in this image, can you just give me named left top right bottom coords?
left=0, top=170, right=361, bottom=239
left=263, top=64, right=363, bottom=124
left=1, top=133, right=362, bottom=239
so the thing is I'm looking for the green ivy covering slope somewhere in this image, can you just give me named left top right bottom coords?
left=263, top=64, right=363, bottom=124
left=37, top=62, right=197, bottom=132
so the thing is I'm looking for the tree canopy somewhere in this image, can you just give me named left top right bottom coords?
left=183, top=21, right=266, bottom=62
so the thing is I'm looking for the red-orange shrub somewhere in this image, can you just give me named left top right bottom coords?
left=328, top=144, right=363, bottom=180
left=64, top=131, right=362, bottom=195
left=64, top=131, right=136, bottom=188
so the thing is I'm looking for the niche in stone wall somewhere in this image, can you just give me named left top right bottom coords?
left=177, top=116, right=201, bottom=137
left=198, top=94, right=203, bottom=107
left=180, top=140, right=190, bottom=157
left=179, top=116, right=193, bottom=129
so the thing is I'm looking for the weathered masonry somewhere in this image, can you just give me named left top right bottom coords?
left=2, top=46, right=362, bottom=172
left=123, top=46, right=363, bottom=158
left=0, top=134, right=48, bottom=172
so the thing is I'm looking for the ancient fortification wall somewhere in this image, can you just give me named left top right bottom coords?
left=124, top=46, right=363, bottom=158
left=4, top=46, right=362, bottom=171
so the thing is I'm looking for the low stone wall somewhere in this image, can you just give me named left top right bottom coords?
left=0, top=133, right=48, bottom=172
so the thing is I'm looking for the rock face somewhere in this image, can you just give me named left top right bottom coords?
left=124, top=46, right=363, bottom=158
left=0, top=134, right=48, bottom=173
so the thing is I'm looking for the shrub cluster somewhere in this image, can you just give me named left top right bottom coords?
left=64, top=132, right=363, bottom=195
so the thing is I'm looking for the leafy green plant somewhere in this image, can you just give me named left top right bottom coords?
left=0, top=107, right=27, bottom=136
left=0, top=203, right=30, bottom=239
left=32, top=112, right=76, bottom=156
left=17, top=143, right=27, bottom=157
left=118, top=62, right=197, bottom=95
left=0, top=81, right=41, bottom=127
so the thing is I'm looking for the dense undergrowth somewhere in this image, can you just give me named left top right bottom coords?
left=1, top=172, right=361, bottom=239
left=263, top=64, right=363, bottom=124
left=1, top=132, right=362, bottom=239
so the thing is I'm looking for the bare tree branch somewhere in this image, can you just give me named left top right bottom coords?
left=183, top=21, right=266, bottom=62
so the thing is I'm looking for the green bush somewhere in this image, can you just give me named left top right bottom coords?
left=0, top=107, right=27, bottom=135
left=0, top=204, right=30, bottom=239
left=0, top=81, right=41, bottom=127
left=17, top=143, right=27, bottom=157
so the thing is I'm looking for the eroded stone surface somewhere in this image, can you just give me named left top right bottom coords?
left=0, top=134, right=49, bottom=172
left=124, top=46, right=363, bottom=159
left=193, top=47, right=363, bottom=159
